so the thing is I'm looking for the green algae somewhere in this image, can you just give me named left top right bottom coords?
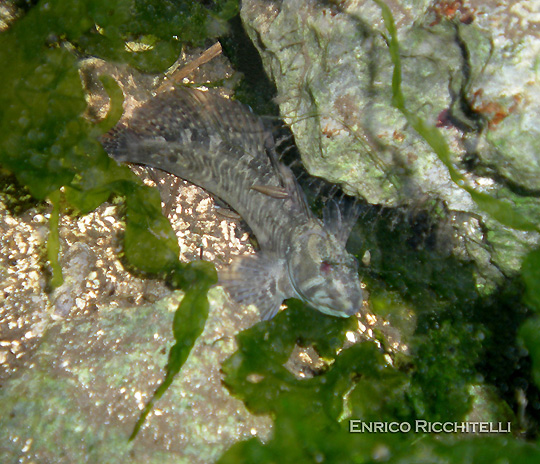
left=0, top=0, right=239, bottom=256
left=218, top=297, right=536, bottom=462
left=522, top=249, right=540, bottom=313
left=519, top=247, right=540, bottom=392
left=0, top=0, right=236, bottom=443
left=131, top=264, right=217, bottom=440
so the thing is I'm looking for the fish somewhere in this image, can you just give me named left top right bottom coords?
left=102, top=86, right=364, bottom=320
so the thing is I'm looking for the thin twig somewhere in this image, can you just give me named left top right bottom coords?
left=156, top=42, right=223, bottom=93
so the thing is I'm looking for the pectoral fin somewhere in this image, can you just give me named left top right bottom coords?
left=219, top=252, right=291, bottom=320
left=250, top=184, right=289, bottom=199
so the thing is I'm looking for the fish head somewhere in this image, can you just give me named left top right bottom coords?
left=286, top=222, right=364, bottom=318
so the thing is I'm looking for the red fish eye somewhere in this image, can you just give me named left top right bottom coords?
left=320, top=260, right=333, bottom=274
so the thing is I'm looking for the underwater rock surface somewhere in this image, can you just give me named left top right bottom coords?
left=0, top=180, right=271, bottom=464
left=240, top=0, right=540, bottom=291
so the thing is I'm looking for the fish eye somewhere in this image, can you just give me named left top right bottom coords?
left=320, top=260, right=333, bottom=274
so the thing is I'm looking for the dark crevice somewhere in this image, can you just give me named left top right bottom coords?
left=220, top=15, right=278, bottom=116
left=446, top=22, right=487, bottom=133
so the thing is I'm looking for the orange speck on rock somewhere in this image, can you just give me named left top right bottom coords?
left=470, top=90, right=522, bottom=130
left=393, top=130, right=405, bottom=142
left=429, top=0, right=476, bottom=26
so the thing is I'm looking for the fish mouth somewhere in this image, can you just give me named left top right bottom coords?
left=289, top=277, right=358, bottom=318
left=315, top=305, right=356, bottom=318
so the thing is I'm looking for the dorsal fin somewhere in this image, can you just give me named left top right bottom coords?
left=322, top=198, right=361, bottom=245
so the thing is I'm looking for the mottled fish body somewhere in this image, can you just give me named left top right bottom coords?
left=103, top=87, right=363, bottom=319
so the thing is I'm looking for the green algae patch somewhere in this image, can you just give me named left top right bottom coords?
left=218, top=296, right=494, bottom=462
left=218, top=297, right=532, bottom=462
left=124, top=184, right=180, bottom=274
left=522, top=248, right=540, bottom=313
left=519, top=248, right=540, bottom=391
left=220, top=301, right=411, bottom=462
left=220, top=302, right=540, bottom=462
left=0, top=0, right=237, bottom=443
left=0, top=0, right=239, bottom=275
left=408, top=321, right=480, bottom=423
left=131, top=262, right=217, bottom=440
left=221, top=300, right=357, bottom=414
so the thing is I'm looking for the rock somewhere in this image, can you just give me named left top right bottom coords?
left=0, top=288, right=271, bottom=464
left=240, top=0, right=540, bottom=286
